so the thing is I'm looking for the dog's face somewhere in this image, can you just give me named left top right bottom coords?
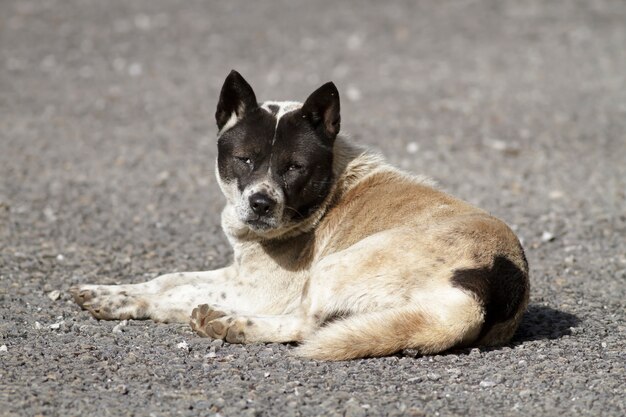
left=215, top=70, right=341, bottom=236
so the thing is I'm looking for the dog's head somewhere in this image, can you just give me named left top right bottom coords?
left=215, top=70, right=341, bottom=238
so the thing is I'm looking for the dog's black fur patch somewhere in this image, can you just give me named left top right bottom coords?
left=451, top=255, right=528, bottom=339
left=216, top=71, right=340, bottom=221
left=215, top=70, right=258, bottom=130
left=217, top=107, right=276, bottom=193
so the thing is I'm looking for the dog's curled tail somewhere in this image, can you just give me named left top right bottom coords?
left=295, top=303, right=483, bottom=361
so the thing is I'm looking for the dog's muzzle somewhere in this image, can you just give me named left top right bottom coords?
left=249, top=192, right=276, bottom=217
left=244, top=192, right=279, bottom=230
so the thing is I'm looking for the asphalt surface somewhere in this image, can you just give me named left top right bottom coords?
left=1, top=0, right=625, bottom=416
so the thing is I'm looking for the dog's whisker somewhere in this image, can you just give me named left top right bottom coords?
left=285, top=205, right=305, bottom=218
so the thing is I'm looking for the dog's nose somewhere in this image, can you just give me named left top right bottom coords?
left=249, top=193, right=276, bottom=216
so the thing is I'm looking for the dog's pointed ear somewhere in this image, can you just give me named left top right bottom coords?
left=215, top=70, right=258, bottom=130
left=301, top=82, right=341, bottom=140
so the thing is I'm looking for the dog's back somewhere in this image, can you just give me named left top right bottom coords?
left=295, top=144, right=529, bottom=360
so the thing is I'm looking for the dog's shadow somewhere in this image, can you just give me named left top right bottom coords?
left=510, top=303, right=581, bottom=344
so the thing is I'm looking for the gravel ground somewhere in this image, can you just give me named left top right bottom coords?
left=1, top=0, right=625, bottom=416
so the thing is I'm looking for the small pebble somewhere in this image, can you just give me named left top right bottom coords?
left=479, top=380, right=498, bottom=388
left=115, top=384, right=129, bottom=395
left=406, top=142, right=420, bottom=154
left=49, top=321, right=64, bottom=330
left=128, top=63, right=142, bottom=76
left=177, top=340, right=190, bottom=351
left=0, top=345, right=7, bottom=353
left=346, top=86, right=362, bottom=102
left=47, top=290, right=61, bottom=301
left=112, top=320, right=128, bottom=333
left=485, top=139, right=507, bottom=151
left=549, top=190, right=564, bottom=199
left=541, top=231, right=555, bottom=242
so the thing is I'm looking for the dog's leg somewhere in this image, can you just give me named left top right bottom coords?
left=190, top=304, right=313, bottom=344
left=70, top=267, right=241, bottom=323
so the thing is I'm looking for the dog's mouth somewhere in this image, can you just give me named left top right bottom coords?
left=245, top=217, right=276, bottom=231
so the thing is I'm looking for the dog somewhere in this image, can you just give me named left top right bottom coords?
left=71, top=70, right=529, bottom=360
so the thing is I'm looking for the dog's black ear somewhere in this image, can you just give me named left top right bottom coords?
left=215, top=70, right=258, bottom=130
left=301, top=82, right=341, bottom=140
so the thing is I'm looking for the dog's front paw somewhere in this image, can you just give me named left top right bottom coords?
left=190, top=304, right=246, bottom=343
left=69, top=285, right=147, bottom=320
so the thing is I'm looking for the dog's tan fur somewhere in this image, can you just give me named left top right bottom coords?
left=71, top=134, right=529, bottom=360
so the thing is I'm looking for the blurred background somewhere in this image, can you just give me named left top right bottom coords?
left=1, top=1, right=625, bottom=416
left=1, top=0, right=624, bottom=277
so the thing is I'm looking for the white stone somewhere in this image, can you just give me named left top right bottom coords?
left=486, top=139, right=507, bottom=151
left=346, top=86, right=362, bottom=102
left=49, top=321, right=64, bottom=330
left=128, top=63, right=143, bottom=76
left=346, top=34, right=363, bottom=50
left=112, top=320, right=128, bottom=333
left=134, top=14, right=151, bottom=30
left=47, top=290, right=61, bottom=301
left=406, top=142, right=419, bottom=154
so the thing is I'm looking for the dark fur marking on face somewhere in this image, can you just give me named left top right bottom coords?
left=451, top=255, right=528, bottom=339
left=217, top=107, right=277, bottom=193
left=270, top=109, right=335, bottom=219
left=215, top=72, right=343, bottom=235
left=220, top=292, right=227, bottom=300
left=216, top=73, right=341, bottom=228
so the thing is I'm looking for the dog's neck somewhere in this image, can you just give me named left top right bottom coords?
left=283, top=135, right=390, bottom=238
left=330, top=135, right=387, bottom=199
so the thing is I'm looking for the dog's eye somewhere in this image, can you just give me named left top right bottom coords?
left=287, top=164, right=303, bottom=172
left=235, top=156, right=252, bottom=166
